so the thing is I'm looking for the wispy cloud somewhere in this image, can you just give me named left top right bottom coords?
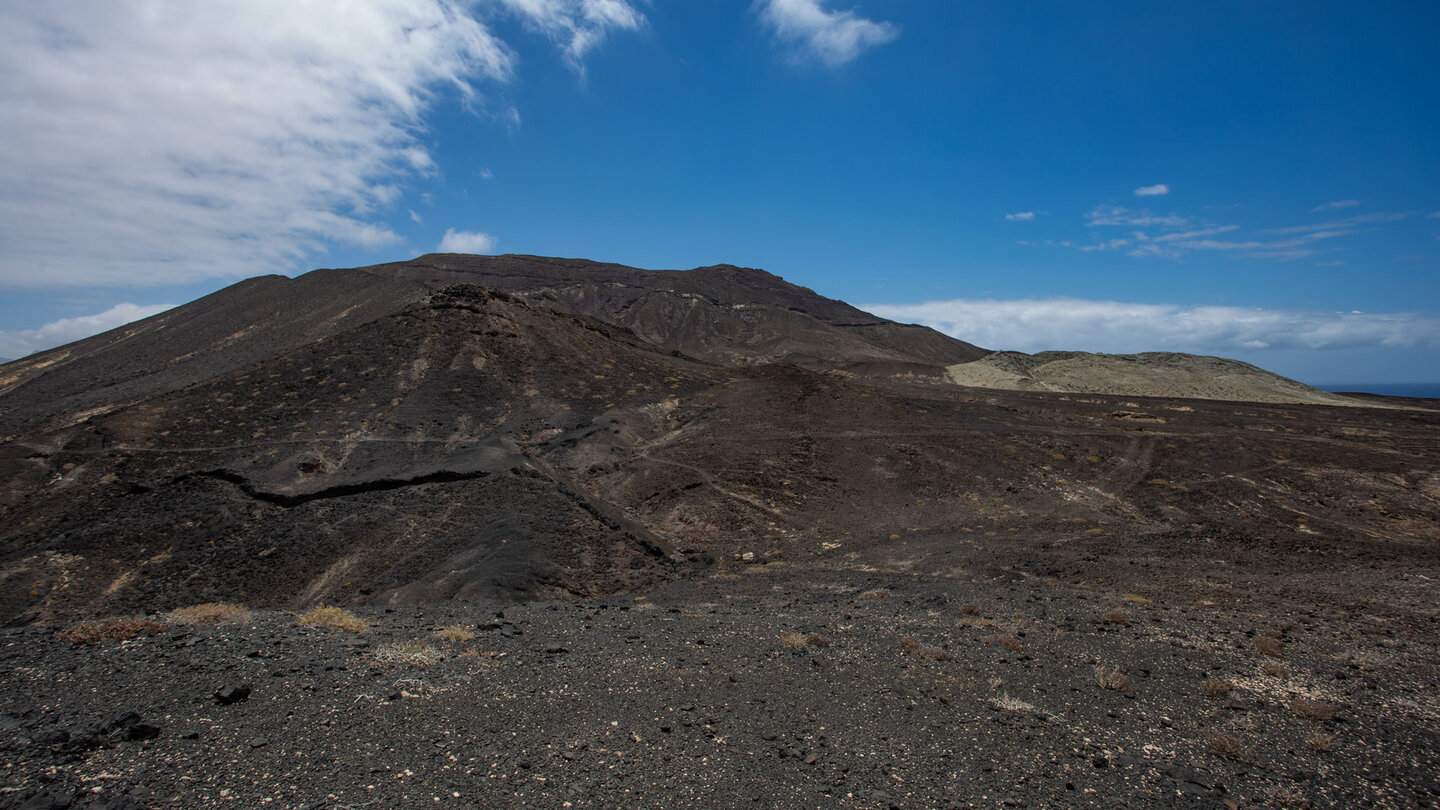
left=1133, top=183, right=1169, bottom=197
left=1312, top=199, right=1360, bottom=212
left=0, top=2, right=518, bottom=289
left=496, top=0, right=644, bottom=74
left=438, top=229, right=498, bottom=253
left=0, top=303, right=175, bottom=360
left=1085, top=205, right=1188, bottom=228
left=1263, top=211, right=1409, bottom=235
left=1004, top=211, right=1036, bottom=222
left=756, top=0, right=899, bottom=67
left=864, top=298, right=1440, bottom=356
left=1078, top=238, right=1130, bottom=252
left=1075, top=205, right=1411, bottom=261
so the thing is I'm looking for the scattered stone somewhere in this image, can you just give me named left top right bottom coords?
left=214, top=684, right=252, bottom=705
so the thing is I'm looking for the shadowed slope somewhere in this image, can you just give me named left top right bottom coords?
left=362, top=253, right=989, bottom=373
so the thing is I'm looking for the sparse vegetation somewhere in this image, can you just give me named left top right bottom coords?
left=369, top=638, right=442, bottom=667
left=1202, top=729, right=1252, bottom=762
left=1263, top=784, right=1313, bottom=809
left=434, top=625, right=475, bottom=643
left=299, top=604, right=368, bottom=633
left=959, top=603, right=980, bottom=615
left=58, top=616, right=169, bottom=644
left=1200, top=679, right=1234, bottom=698
left=168, top=602, right=251, bottom=625
left=899, top=636, right=952, bottom=660
left=855, top=588, right=890, bottom=601
left=1291, top=698, right=1338, bottom=722
left=1100, top=610, right=1129, bottom=626
left=1252, top=635, right=1285, bottom=658
left=1306, top=731, right=1335, bottom=752
left=780, top=631, right=830, bottom=649
left=991, top=693, right=1036, bottom=712
left=1093, top=665, right=1133, bottom=692
left=1262, top=660, right=1289, bottom=679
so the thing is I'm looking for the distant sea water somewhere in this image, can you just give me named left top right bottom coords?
left=1318, top=383, right=1440, bottom=399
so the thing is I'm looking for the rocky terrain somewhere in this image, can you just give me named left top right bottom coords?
left=0, top=254, right=1437, bottom=808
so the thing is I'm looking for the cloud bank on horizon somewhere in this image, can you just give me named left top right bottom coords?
left=865, top=298, right=1440, bottom=359
left=0, top=303, right=175, bottom=361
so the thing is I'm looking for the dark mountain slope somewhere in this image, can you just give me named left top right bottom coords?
left=0, top=286, right=719, bottom=621
left=361, top=253, right=989, bottom=372
left=0, top=254, right=982, bottom=439
left=0, top=256, right=1436, bottom=629
left=0, top=271, right=433, bottom=436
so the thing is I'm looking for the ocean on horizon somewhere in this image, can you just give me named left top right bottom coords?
left=1318, top=383, right=1440, bottom=399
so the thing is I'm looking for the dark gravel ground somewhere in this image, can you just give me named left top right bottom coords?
left=4, top=559, right=1437, bottom=810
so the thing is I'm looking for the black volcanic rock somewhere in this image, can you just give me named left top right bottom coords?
left=361, top=253, right=989, bottom=372
left=0, top=255, right=1436, bottom=630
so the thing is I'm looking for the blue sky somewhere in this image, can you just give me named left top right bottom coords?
left=1, top=1, right=1437, bottom=384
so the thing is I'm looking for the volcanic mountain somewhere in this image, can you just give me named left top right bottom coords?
left=0, top=255, right=1435, bottom=628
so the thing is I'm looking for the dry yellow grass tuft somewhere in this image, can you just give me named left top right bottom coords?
left=855, top=588, right=891, bottom=601
left=168, top=602, right=251, bottom=626
left=780, top=631, right=830, bottom=649
left=1093, top=665, right=1133, bottom=692
left=298, top=604, right=368, bottom=633
left=58, top=616, right=168, bottom=644
left=434, top=625, right=475, bottom=643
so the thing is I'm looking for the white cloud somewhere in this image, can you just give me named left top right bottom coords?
left=1078, top=238, right=1131, bottom=252
left=1133, top=183, right=1169, bottom=197
left=0, top=303, right=175, bottom=360
left=1312, top=199, right=1360, bottom=212
left=1004, top=211, right=1036, bottom=222
left=1078, top=208, right=1412, bottom=261
left=0, top=2, right=516, bottom=289
left=496, top=0, right=644, bottom=73
left=863, top=298, right=1440, bottom=356
left=1085, top=205, right=1188, bottom=228
left=1264, top=212, right=1408, bottom=235
left=438, top=229, right=498, bottom=253
left=757, top=0, right=899, bottom=68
